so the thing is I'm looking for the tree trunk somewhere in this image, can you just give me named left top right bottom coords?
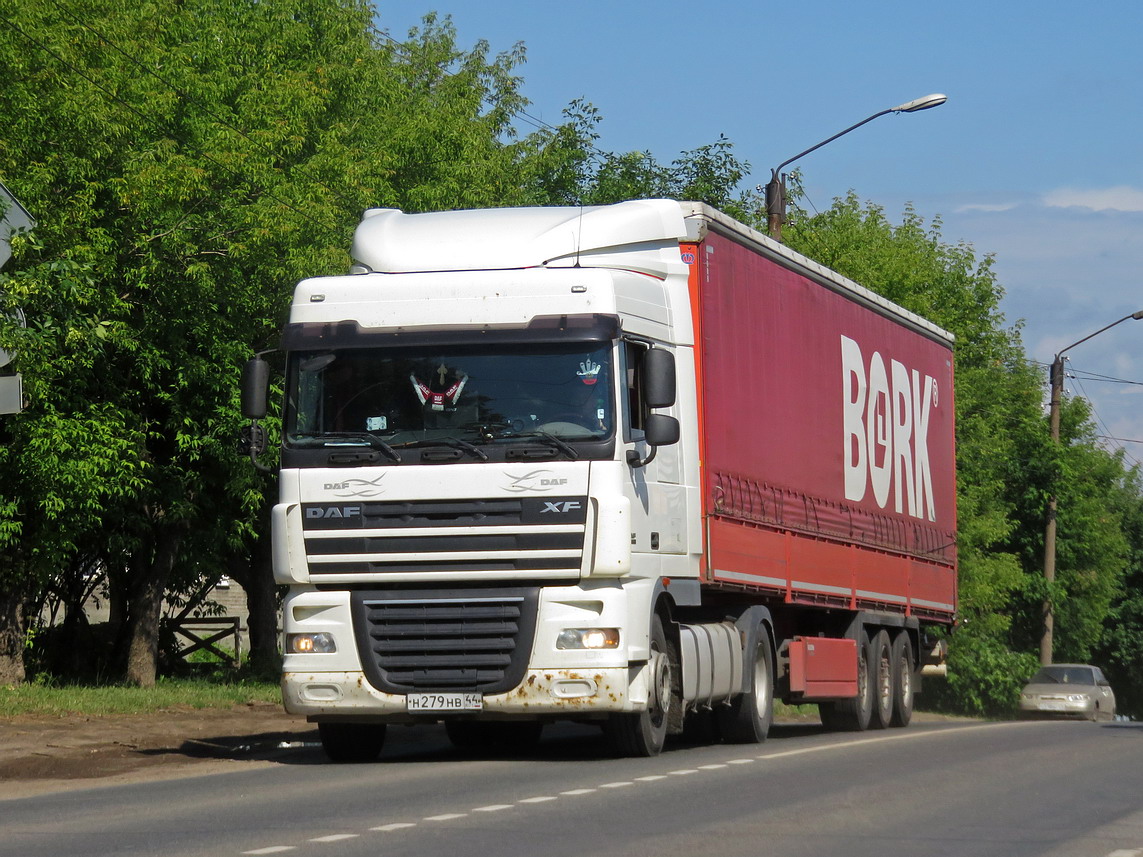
left=0, top=588, right=25, bottom=685
left=229, top=527, right=280, bottom=676
left=124, top=526, right=183, bottom=687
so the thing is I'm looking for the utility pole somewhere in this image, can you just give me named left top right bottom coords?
left=1040, top=310, right=1143, bottom=665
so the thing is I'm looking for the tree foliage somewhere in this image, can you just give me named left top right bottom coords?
left=533, top=98, right=762, bottom=219
left=0, top=2, right=575, bottom=684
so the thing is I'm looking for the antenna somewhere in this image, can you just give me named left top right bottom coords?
left=574, top=205, right=584, bottom=268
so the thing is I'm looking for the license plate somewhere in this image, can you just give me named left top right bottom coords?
left=406, top=692, right=483, bottom=712
left=1040, top=701, right=1066, bottom=711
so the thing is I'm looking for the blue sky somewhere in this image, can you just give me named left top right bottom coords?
left=377, top=0, right=1143, bottom=461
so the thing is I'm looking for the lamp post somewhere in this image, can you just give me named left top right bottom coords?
left=765, top=93, right=947, bottom=242
left=1040, top=309, right=1143, bottom=665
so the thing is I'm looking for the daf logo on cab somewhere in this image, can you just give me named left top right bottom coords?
left=305, top=506, right=361, bottom=519
left=503, top=470, right=569, bottom=493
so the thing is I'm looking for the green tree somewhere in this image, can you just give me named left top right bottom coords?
left=529, top=98, right=762, bottom=217
left=0, top=2, right=568, bottom=685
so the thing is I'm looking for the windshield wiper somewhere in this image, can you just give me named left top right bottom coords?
left=393, top=437, right=489, bottom=461
left=509, top=431, right=579, bottom=460
left=317, top=432, right=402, bottom=462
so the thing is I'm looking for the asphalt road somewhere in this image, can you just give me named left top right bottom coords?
left=3, top=718, right=1142, bottom=857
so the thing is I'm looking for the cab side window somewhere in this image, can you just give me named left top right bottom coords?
left=625, top=340, right=648, bottom=434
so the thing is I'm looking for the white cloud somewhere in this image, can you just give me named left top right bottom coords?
left=954, top=202, right=1019, bottom=213
left=1042, top=185, right=1143, bottom=211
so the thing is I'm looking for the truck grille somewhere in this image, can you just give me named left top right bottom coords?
left=351, top=588, right=539, bottom=694
left=302, top=497, right=588, bottom=578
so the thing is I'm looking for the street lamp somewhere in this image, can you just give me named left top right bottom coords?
left=765, top=93, right=947, bottom=242
left=1040, top=309, right=1143, bottom=665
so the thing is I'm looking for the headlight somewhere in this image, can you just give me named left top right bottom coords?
left=556, top=628, right=620, bottom=650
left=1066, top=694, right=1091, bottom=703
left=288, top=632, right=337, bottom=654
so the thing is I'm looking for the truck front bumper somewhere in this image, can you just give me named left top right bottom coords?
left=283, top=665, right=645, bottom=721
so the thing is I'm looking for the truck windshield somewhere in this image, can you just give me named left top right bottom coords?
left=285, top=342, right=614, bottom=449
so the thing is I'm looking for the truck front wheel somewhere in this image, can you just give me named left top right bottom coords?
left=318, top=722, right=386, bottom=763
left=605, top=613, right=676, bottom=757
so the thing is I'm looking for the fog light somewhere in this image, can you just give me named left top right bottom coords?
left=557, top=628, right=620, bottom=650
left=288, top=632, right=337, bottom=654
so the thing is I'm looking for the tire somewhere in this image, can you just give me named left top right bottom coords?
left=318, top=722, right=386, bottom=763
left=870, top=630, right=893, bottom=730
left=819, top=628, right=873, bottom=732
left=605, top=613, right=676, bottom=757
left=716, top=627, right=774, bottom=744
left=890, top=632, right=914, bottom=727
left=445, top=720, right=544, bottom=755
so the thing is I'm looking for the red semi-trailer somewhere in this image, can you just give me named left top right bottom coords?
left=242, top=200, right=956, bottom=760
left=685, top=210, right=955, bottom=731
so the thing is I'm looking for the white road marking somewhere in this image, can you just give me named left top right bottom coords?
left=239, top=721, right=1020, bottom=856
left=754, top=722, right=1020, bottom=763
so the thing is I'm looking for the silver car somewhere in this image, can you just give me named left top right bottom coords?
left=1018, top=664, right=1117, bottom=721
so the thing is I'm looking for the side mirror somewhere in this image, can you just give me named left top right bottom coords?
left=644, top=413, right=680, bottom=447
left=627, top=414, right=681, bottom=469
left=241, top=357, right=270, bottom=420
left=642, top=348, right=676, bottom=409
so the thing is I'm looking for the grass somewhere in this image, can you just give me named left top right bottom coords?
left=773, top=701, right=821, bottom=721
left=0, top=677, right=280, bottom=718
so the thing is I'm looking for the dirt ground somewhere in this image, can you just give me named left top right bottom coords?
left=0, top=701, right=317, bottom=799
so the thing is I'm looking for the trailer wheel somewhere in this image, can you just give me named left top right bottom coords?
left=605, top=613, right=675, bottom=757
left=870, top=630, right=893, bottom=729
left=318, top=722, right=386, bottom=763
left=818, top=628, right=873, bottom=732
left=717, top=627, right=774, bottom=744
left=890, top=632, right=914, bottom=727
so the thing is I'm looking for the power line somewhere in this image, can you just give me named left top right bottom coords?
left=1033, top=359, right=1143, bottom=388
left=1070, top=373, right=1142, bottom=468
left=1069, top=369, right=1143, bottom=387
left=1097, top=435, right=1143, bottom=446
